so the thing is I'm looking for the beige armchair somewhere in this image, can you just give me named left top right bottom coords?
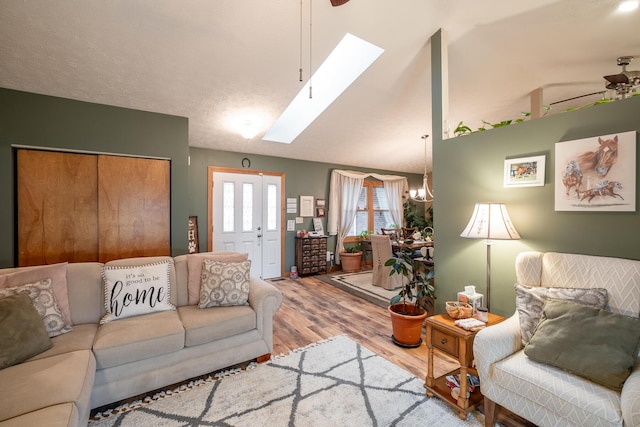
left=370, top=234, right=404, bottom=290
left=474, top=251, right=640, bottom=427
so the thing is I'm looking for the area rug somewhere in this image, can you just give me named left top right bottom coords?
left=89, top=335, right=483, bottom=426
left=318, top=271, right=397, bottom=308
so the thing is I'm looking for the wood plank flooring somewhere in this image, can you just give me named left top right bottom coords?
left=267, top=274, right=459, bottom=380
left=269, top=274, right=537, bottom=427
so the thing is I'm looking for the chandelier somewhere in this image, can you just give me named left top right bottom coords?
left=409, top=135, right=433, bottom=203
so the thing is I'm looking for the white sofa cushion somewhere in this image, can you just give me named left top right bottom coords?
left=493, top=350, right=623, bottom=426
left=539, top=252, right=640, bottom=317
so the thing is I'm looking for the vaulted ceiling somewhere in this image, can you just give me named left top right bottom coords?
left=1, top=0, right=639, bottom=173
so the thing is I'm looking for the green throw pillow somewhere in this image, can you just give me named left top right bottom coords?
left=525, top=298, right=640, bottom=391
left=0, top=294, right=53, bottom=369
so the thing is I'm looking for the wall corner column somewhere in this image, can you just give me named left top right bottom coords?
left=431, top=28, right=449, bottom=142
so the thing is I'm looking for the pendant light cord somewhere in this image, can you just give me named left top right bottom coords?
left=309, top=0, right=313, bottom=98
left=299, top=0, right=303, bottom=82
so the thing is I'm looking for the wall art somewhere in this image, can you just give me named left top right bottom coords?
left=555, top=131, right=636, bottom=212
left=188, top=216, right=199, bottom=253
left=300, top=195, right=314, bottom=217
left=504, top=155, right=546, bottom=187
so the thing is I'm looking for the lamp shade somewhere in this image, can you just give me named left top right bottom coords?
left=460, top=203, right=520, bottom=240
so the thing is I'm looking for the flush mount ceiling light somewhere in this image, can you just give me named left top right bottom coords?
left=226, top=112, right=268, bottom=140
left=263, top=33, right=384, bottom=144
left=618, top=0, right=639, bottom=12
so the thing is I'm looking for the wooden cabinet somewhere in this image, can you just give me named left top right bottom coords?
left=424, top=313, right=505, bottom=420
left=295, top=236, right=328, bottom=276
left=17, top=149, right=170, bottom=266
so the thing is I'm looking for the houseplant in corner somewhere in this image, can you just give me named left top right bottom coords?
left=340, top=242, right=363, bottom=273
left=385, top=248, right=435, bottom=347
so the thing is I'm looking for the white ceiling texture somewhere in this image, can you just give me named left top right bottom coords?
left=1, top=0, right=639, bottom=174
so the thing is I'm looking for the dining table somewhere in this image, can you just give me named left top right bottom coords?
left=392, top=239, right=434, bottom=266
left=392, top=239, right=434, bottom=251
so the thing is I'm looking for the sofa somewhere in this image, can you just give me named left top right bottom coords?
left=0, top=253, right=283, bottom=427
left=474, top=251, right=640, bottom=427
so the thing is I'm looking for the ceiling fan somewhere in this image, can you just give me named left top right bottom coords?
left=604, top=56, right=640, bottom=97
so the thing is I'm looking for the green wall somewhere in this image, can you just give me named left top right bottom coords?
left=433, top=95, right=640, bottom=317
left=188, top=147, right=425, bottom=274
left=0, top=88, right=190, bottom=267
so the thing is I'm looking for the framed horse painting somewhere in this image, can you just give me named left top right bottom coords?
left=504, top=155, right=546, bottom=187
left=555, top=131, right=636, bottom=211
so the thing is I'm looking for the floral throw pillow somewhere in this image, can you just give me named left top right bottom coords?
left=199, top=259, right=251, bottom=308
left=0, top=278, right=73, bottom=338
left=515, top=283, right=608, bottom=346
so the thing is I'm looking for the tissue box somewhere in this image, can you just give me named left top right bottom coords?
left=457, top=291, right=483, bottom=311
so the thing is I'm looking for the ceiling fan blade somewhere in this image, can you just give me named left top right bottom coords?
left=330, top=0, right=350, bottom=6
left=604, top=73, right=630, bottom=85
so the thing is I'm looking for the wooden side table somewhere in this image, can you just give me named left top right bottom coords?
left=424, top=313, right=505, bottom=420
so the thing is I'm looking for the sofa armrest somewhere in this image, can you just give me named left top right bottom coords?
left=473, top=313, right=523, bottom=382
left=247, top=277, right=283, bottom=351
left=621, top=359, right=640, bottom=426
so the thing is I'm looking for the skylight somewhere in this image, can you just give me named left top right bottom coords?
left=263, top=33, right=384, bottom=144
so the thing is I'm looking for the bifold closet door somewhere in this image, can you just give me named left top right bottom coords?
left=17, top=150, right=99, bottom=266
left=97, top=155, right=170, bottom=263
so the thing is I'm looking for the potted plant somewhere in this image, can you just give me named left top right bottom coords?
left=385, top=248, right=435, bottom=347
left=340, top=242, right=363, bottom=273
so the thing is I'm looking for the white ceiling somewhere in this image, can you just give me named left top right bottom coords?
left=1, top=0, right=639, bottom=174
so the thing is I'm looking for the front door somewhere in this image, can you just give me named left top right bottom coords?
left=211, top=170, right=282, bottom=279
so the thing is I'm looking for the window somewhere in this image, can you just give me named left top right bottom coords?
left=348, top=180, right=394, bottom=237
left=222, top=182, right=235, bottom=232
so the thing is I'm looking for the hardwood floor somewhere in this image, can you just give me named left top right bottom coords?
left=269, top=274, right=539, bottom=427
left=267, top=274, right=459, bottom=380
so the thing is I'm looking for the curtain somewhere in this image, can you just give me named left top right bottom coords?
left=328, top=169, right=408, bottom=265
left=383, top=178, right=408, bottom=229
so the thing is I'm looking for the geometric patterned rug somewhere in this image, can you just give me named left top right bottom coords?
left=89, top=335, right=484, bottom=426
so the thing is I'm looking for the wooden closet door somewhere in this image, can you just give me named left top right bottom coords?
left=17, top=150, right=98, bottom=266
left=98, top=155, right=170, bottom=263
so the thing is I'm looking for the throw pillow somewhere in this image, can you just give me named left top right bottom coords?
left=525, top=299, right=640, bottom=391
left=0, top=262, right=72, bottom=326
left=0, top=278, right=73, bottom=337
left=187, top=252, right=249, bottom=305
left=0, top=294, right=53, bottom=369
left=515, top=283, right=608, bottom=346
left=199, top=259, right=251, bottom=308
left=101, top=260, right=175, bottom=323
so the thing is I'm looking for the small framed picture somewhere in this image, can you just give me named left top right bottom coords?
left=317, top=207, right=325, bottom=217
left=300, top=195, right=314, bottom=217
left=504, top=155, right=546, bottom=187
left=317, top=199, right=326, bottom=207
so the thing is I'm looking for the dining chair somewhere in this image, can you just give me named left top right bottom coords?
left=381, top=228, right=401, bottom=240
left=401, top=227, right=419, bottom=239
left=370, top=234, right=404, bottom=290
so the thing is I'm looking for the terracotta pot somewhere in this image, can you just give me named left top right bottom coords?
left=388, top=303, right=428, bottom=347
left=340, top=251, right=362, bottom=273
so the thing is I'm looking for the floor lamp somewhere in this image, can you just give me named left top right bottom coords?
left=460, top=203, right=520, bottom=311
